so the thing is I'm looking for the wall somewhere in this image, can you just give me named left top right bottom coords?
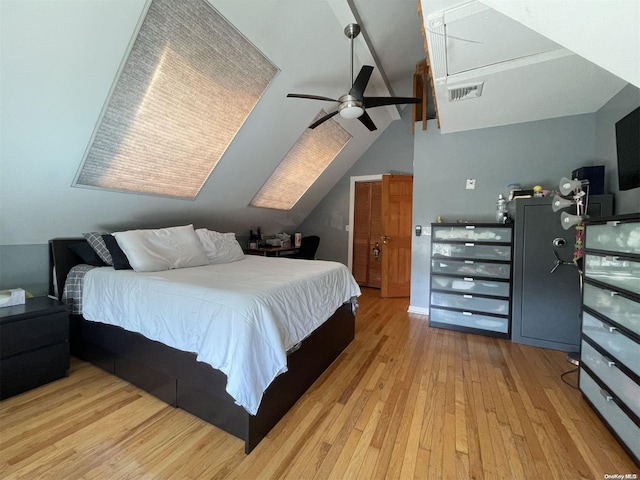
left=295, top=109, right=416, bottom=264
left=410, top=113, right=599, bottom=312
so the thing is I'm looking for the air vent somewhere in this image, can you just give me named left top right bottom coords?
left=448, top=82, right=484, bottom=102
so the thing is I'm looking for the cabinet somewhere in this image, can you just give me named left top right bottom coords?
left=429, top=223, right=512, bottom=337
left=0, top=296, right=69, bottom=399
left=580, top=214, right=640, bottom=465
left=511, top=195, right=613, bottom=351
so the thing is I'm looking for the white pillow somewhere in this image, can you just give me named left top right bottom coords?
left=113, top=225, right=209, bottom=272
left=195, top=228, right=245, bottom=264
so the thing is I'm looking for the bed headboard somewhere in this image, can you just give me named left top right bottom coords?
left=49, top=238, right=85, bottom=300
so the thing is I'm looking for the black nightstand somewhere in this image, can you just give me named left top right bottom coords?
left=0, top=296, right=70, bottom=399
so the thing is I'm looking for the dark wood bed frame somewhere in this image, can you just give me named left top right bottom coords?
left=49, top=238, right=355, bottom=454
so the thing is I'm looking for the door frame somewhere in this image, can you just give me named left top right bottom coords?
left=347, top=174, right=383, bottom=273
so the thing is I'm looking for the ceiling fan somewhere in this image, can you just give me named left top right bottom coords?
left=287, top=23, right=422, bottom=132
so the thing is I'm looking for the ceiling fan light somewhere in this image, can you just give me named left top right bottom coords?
left=339, top=105, right=364, bottom=119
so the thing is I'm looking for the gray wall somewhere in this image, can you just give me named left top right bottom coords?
left=411, top=114, right=596, bottom=313
left=0, top=245, right=49, bottom=296
left=410, top=84, right=638, bottom=311
left=410, top=113, right=600, bottom=311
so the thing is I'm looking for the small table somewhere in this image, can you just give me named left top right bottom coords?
left=245, top=246, right=299, bottom=257
left=0, top=296, right=70, bottom=399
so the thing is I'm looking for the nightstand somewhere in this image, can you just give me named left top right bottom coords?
left=0, top=296, right=70, bottom=399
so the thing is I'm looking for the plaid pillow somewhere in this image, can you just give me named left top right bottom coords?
left=83, top=232, right=113, bottom=266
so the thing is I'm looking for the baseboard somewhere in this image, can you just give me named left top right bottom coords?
left=408, top=305, right=429, bottom=316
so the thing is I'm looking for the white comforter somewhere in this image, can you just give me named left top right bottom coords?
left=82, top=255, right=361, bottom=415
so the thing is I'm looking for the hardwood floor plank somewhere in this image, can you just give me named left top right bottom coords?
left=399, top=386, right=427, bottom=479
left=371, top=384, right=410, bottom=478
left=312, top=391, right=370, bottom=480
left=356, top=445, right=380, bottom=480
left=1, top=287, right=636, bottom=479
left=339, top=399, right=384, bottom=480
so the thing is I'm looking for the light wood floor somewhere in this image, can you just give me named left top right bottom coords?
left=1, top=288, right=637, bottom=479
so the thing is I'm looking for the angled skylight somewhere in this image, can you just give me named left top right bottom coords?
left=73, top=0, right=278, bottom=199
left=251, top=112, right=351, bottom=210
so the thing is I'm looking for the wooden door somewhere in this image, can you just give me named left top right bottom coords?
left=352, top=181, right=382, bottom=288
left=381, top=175, right=413, bottom=297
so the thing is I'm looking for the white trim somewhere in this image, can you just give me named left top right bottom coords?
left=408, top=305, right=429, bottom=316
left=347, top=174, right=383, bottom=273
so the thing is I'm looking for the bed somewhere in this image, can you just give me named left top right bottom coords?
left=49, top=235, right=359, bottom=453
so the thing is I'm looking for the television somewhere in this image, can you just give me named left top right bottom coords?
left=614, top=106, right=640, bottom=191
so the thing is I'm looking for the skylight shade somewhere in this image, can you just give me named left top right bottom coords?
left=73, top=0, right=278, bottom=199
left=251, top=112, right=351, bottom=210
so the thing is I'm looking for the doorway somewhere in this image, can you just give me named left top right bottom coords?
left=348, top=174, right=413, bottom=297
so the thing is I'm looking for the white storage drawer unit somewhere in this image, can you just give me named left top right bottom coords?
left=584, top=254, right=640, bottom=296
left=431, top=259, right=511, bottom=279
left=580, top=214, right=640, bottom=466
left=580, top=340, right=640, bottom=420
left=429, top=223, right=513, bottom=338
left=583, top=283, right=640, bottom=337
left=432, top=242, right=511, bottom=261
left=579, top=370, right=640, bottom=461
left=431, top=291, right=510, bottom=315
left=429, top=308, right=509, bottom=334
left=431, top=275, right=511, bottom=297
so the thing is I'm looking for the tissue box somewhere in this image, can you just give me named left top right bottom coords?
left=0, top=288, right=26, bottom=307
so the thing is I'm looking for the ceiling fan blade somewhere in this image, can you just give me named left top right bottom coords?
left=309, top=110, right=340, bottom=129
left=364, top=96, right=422, bottom=108
left=357, top=111, right=377, bottom=131
left=349, top=65, right=374, bottom=100
left=287, top=93, right=339, bottom=102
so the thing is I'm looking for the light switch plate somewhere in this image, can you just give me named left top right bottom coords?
left=465, top=179, right=476, bottom=189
